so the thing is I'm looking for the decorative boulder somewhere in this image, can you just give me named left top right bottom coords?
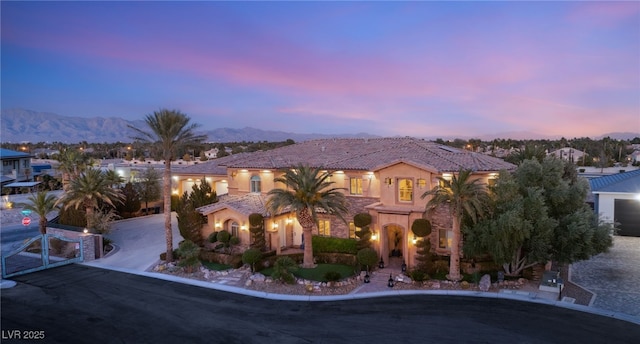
left=479, top=274, right=491, bottom=292
left=249, top=273, right=266, bottom=282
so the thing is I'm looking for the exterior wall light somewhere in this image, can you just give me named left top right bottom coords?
left=387, top=274, right=394, bottom=288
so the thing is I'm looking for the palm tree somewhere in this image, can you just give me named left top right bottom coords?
left=104, top=169, right=125, bottom=188
left=129, top=109, right=206, bottom=262
left=421, top=169, right=488, bottom=281
left=266, top=164, right=349, bottom=268
left=56, top=168, right=124, bottom=231
left=55, top=149, right=91, bottom=190
left=18, top=191, right=59, bottom=234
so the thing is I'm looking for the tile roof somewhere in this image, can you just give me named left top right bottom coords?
left=177, top=152, right=252, bottom=175
left=589, top=169, right=640, bottom=194
left=198, top=193, right=267, bottom=216
left=224, top=137, right=515, bottom=173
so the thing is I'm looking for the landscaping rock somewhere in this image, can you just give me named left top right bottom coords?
left=249, top=273, right=266, bottom=282
left=479, top=274, right=491, bottom=292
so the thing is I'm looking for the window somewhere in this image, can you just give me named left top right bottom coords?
left=398, top=178, right=413, bottom=202
left=349, top=222, right=356, bottom=239
left=350, top=177, right=362, bottom=195
left=231, top=221, right=239, bottom=238
left=317, top=220, right=330, bottom=236
left=250, top=175, right=261, bottom=193
left=439, top=228, right=452, bottom=249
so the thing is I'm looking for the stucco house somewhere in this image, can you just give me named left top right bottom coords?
left=590, top=169, right=640, bottom=237
left=172, top=138, right=515, bottom=269
left=548, top=147, right=587, bottom=163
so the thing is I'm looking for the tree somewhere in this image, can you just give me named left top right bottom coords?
left=129, top=109, right=207, bottom=262
left=354, top=213, right=372, bottom=250
left=189, top=178, right=217, bottom=208
left=248, top=213, right=266, bottom=251
left=505, top=144, right=547, bottom=165
left=266, top=164, right=349, bottom=268
left=465, top=170, right=556, bottom=276
left=55, top=149, right=91, bottom=190
left=467, top=158, right=614, bottom=276
left=104, top=169, right=125, bottom=188
left=18, top=191, right=59, bottom=234
left=136, top=167, right=162, bottom=213
left=56, top=168, right=124, bottom=231
left=116, top=182, right=141, bottom=218
left=421, top=169, right=488, bottom=281
left=175, top=192, right=205, bottom=247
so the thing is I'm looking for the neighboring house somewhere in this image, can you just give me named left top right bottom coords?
left=0, top=148, right=33, bottom=187
left=173, top=138, right=515, bottom=269
left=590, top=169, right=640, bottom=237
left=629, top=150, right=640, bottom=164
left=548, top=147, right=587, bottom=163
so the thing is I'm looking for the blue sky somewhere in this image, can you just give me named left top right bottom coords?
left=2, top=1, right=639, bottom=137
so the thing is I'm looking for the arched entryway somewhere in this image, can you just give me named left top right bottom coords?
left=384, top=224, right=405, bottom=269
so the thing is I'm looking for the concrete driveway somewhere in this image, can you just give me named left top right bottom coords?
left=2, top=264, right=638, bottom=344
left=83, top=213, right=182, bottom=271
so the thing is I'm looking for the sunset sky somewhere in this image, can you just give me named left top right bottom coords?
left=2, top=1, right=639, bottom=138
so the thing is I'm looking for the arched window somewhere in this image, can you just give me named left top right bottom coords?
left=230, top=221, right=239, bottom=238
left=250, top=175, right=261, bottom=193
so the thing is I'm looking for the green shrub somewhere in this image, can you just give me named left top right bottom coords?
left=217, top=230, right=231, bottom=243
left=242, top=248, right=263, bottom=272
left=357, top=248, right=378, bottom=271
left=208, top=232, right=218, bottom=243
left=160, top=249, right=179, bottom=262
left=177, top=240, right=201, bottom=273
left=408, top=269, right=429, bottom=282
left=271, top=256, right=298, bottom=284
left=324, top=271, right=342, bottom=282
left=312, top=236, right=357, bottom=254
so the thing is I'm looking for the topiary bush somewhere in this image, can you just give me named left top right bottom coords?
left=354, top=213, right=373, bottom=250
left=411, top=218, right=432, bottom=237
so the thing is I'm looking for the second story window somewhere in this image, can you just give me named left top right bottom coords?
left=398, top=178, right=413, bottom=202
left=250, top=175, right=261, bottom=193
left=350, top=177, right=362, bottom=195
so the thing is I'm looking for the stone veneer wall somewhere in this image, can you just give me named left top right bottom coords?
left=46, top=227, right=102, bottom=261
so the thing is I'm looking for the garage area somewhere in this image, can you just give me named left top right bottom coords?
left=615, top=199, right=640, bottom=237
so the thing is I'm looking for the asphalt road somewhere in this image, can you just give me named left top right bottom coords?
left=2, top=265, right=638, bottom=344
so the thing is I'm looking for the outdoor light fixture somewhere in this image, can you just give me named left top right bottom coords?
left=384, top=177, right=393, bottom=187
left=215, top=222, right=221, bottom=229
left=412, top=235, right=417, bottom=244
left=401, top=261, right=407, bottom=273
left=378, top=257, right=385, bottom=269
left=371, top=232, right=378, bottom=240
left=388, top=274, right=394, bottom=288
left=364, top=273, right=370, bottom=283
left=272, top=223, right=279, bottom=230
left=83, top=229, right=89, bottom=234
left=241, top=224, right=247, bottom=231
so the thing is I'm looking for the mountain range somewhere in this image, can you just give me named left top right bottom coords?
left=1, top=108, right=638, bottom=143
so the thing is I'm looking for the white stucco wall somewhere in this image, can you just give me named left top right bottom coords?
left=595, top=192, right=640, bottom=223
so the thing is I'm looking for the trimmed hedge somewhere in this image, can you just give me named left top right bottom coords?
left=312, top=236, right=358, bottom=255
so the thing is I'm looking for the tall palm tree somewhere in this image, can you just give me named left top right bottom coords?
left=18, top=191, right=59, bottom=234
left=421, top=169, right=488, bottom=281
left=56, top=168, right=124, bottom=231
left=266, top=164, right=349, bottom=268
left=56, top=149, right=91, bottom=190
left=129, top=109, right=206, bottom=262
